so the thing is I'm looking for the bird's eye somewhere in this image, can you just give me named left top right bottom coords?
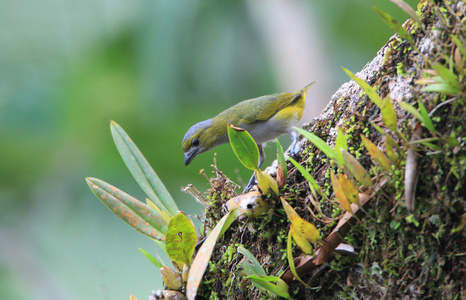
left=192, top=138, right=200, bottom=147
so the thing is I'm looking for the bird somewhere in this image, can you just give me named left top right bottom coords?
left=182, top=82, right=315, bottom=192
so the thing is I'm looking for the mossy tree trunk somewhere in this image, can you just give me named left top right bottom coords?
left=197, top=1, right=465, bottom=299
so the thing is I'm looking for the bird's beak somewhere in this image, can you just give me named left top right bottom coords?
left=184, top=150, right=197, bottom=166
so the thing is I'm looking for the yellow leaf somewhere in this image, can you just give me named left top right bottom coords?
left=280, top=198, right=321, bottom=245
left=360, top=135, right=392, bottom=173
left=338, top=173, right=359, bottom=206
left=341, top=149, right=373, bottom=188
left=331, top=171, right=352, bottom=212
left=160, top=266, right=183, bottom=291
left=290, top=224, right=313, bottom=254
left=255, top=170, right=279, bottom=196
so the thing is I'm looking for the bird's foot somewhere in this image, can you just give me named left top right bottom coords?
left=243, top=175, right=256, bottom=193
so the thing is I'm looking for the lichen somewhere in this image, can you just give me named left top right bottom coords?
left=193, top=1, right=465, bottom=299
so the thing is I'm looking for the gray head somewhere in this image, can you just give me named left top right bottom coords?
left=182, top=119, right=215, bottom=166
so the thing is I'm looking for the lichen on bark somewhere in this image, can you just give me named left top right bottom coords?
left=194, top=1, right=465, bottom=299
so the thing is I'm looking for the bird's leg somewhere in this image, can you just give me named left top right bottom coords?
left=289, top=130, right=299, bottom=157
left=243, top=144, right=265, bottom=193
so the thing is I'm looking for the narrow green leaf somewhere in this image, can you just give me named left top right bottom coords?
left=382, top=97, right=398, bottom=132
left=288, top=156, right=322, bottom=198
left=421, top=82, right=459, bottom=95
left=238, top=246, right=267, bottom=277
left=186, top=209, right=239, bottom=300
left=373, top=6, right=414, bottom=45
left=370, top=122, right=399, bottom=154
left=166, top=213, right=197, bottom=267
left=139, top=248, right=164, bottom=268
left=451, top=35, right=466, bottom=58
left=341, top=67, right=383, bottom=108
left=399, top=102, right=424, bottom=123
left=335, top=127, right=348, bottom=165
left=276, top=139, right=287, bottom=181
left=385, top=136, right=398, bottom=162
left=431, top=63, right=460, bottom=90
left=294, top=127, right=340, bottom=165
left=400, top=102, right=435, bottom=132
left=247, top=275, right=292, bottom=300
left=238, top=246, right=269, bottom=293
left=341, top=150, right=373, bottom=188
left=389, top=0, right=423, bottom=28
left=227, top=124, right=260, bottom=171
left=86, top=177, right=167, bottom=240
left=110, top=121, right=178, bottom=217
left=417, top=101, right=436, bottom=132
left=286, top=231, right=312, bottom=289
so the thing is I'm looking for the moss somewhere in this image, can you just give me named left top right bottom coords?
left=192, top=1, right=465, bottom=299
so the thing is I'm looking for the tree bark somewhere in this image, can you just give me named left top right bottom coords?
left=199, top=1, right=465, bottom=299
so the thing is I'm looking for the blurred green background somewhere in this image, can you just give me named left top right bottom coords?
left=0, top=0, right=417, bottom=299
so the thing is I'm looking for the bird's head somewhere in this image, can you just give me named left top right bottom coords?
left=182, top=119, right=221, bottom=166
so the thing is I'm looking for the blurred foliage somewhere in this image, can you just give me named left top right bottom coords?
left=0, top=0, right=417, bottom=299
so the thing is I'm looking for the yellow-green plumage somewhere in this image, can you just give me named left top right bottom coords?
left=182, top=82, right=314, bottom=190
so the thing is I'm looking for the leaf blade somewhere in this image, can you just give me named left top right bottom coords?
left=165, top=213, right=198, bottom=267
left=186, top=210, right=239, bottom=300
left=227, top=124, right=260, bottom=171
left=86, top=177, right=167, bottom=240
left=110, top=121, right=178, bottom=217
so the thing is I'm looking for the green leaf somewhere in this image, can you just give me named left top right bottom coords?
left=238, top=246, right=269, bottom=293
left=247, top=275, right=292, bottom=300
left=341, top=67, right=383, bottom=108
left=288, top=156, right=322, bottom=199
left=373, top=6, right=414, bottom=45
left=451, top=35, right=466, bottom=58
left=110, top=121, right=178, bottom=217
left=430, top=63, right=460, bottom=91
left=421, top=82, right=460, bottom=95
left=294, top=127, right=340, bottom=165
left=417, top=101, right=436, bottom=132
left=186, top=209, right=240, bottom=300
left=286, top=231, right=311, bottom=289
left=227, top=124, right=260, bottom=171
left=139, top=248, right=164, bottom=268
left=165, top=213, right=197, bottom=267
left=276, top=139, right=287, bottom=181
left=238, top=246, right=267, bottom=276
left=388, top=0, right=423, bottom=28
left=399, top=102, right=435, bottom=132
left=399, top=102, right=424, bottom=124
left=86, top=177, right=167, bottom=240
left=335, top=127, right=348, bottom=165
left=341, top=149, right=373, bottom=188
left=382, top=97, right=398, bottom=132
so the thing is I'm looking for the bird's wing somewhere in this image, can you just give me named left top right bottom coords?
left=233, top=92, right=298, bottom=125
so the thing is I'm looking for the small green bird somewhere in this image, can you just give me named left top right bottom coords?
left=182, top=82, right=315, bottom=191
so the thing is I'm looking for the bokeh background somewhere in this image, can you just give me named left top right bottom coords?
left=0, top=0, right=417, bottom=299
